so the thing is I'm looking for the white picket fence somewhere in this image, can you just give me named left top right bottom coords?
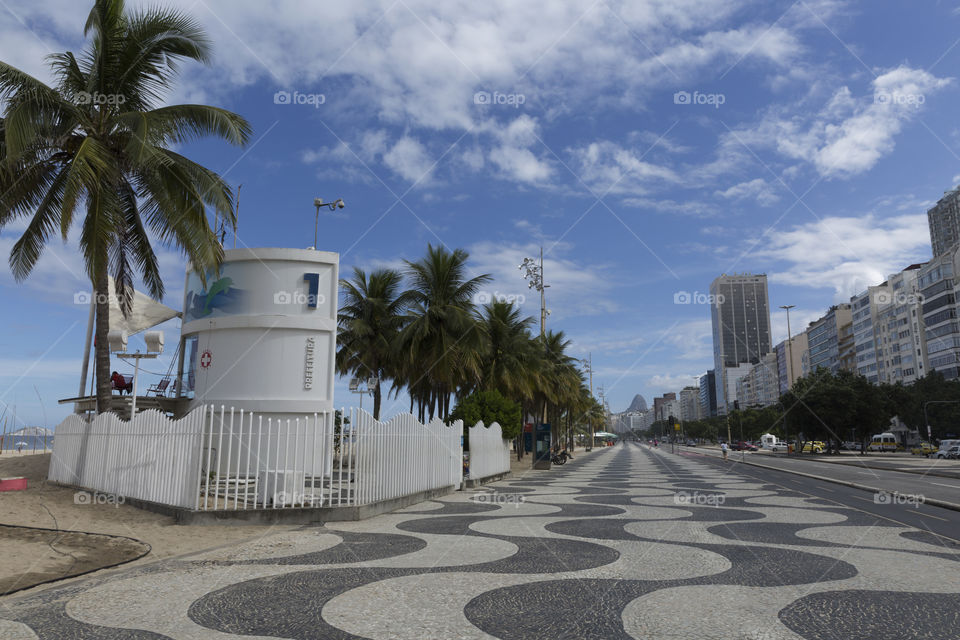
left=466, top=421, right=511, bottom=480
left=349, top=408, right=463, bottom=505
left=48, top=408, right=206, bottom=508
left=48, top=405, right=499, bottom=512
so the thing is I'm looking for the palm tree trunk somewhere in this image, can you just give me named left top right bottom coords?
left=373, top=386, right=382, bottom=420
left=94, top=263, right=113, bottom=415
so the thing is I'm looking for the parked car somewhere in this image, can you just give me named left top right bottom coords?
left=685, top=439, right=697, bottom=446
left=911, top=442, right=937, bottom=456
left=802, top=441, right=825, bottom=453
left=936, top=445, right=960, bottom=460
left=731, top=441, right=758, bottom=452
left=841, top=441, right=860, bottom=451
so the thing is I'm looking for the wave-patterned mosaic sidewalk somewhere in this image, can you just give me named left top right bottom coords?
left=2, top=445, right=959, bottom=639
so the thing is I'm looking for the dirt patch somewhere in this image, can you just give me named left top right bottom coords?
left=0, top=526, right=149, bottom=595
left=0, top=453, right=299, bottom=594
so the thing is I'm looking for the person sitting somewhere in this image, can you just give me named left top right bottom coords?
left=111, top=371, right=133, bottom=395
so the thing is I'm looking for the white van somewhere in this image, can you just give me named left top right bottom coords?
left=760, top=434, right=779, bottom=450
left=868, top=432, right=899, bottom=452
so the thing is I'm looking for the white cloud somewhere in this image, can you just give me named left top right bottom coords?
left=648, top=373, right=701, bottom=394
left=715, top=178, right=780, bottom=206
left=383, top=136, right=435, bottom=184
left=755, top=213, right=931, bottom=299
left=568, top=141, right=679, bottom=195
left=466, top=239, right=618, bottom=319
left=738, top=66, right=952, bottom=179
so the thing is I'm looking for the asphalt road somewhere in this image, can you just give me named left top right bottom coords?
left=676, top=445, right=960, bottom=543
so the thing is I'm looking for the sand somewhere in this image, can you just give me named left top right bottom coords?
left=0, top=453, right=298, bottom=595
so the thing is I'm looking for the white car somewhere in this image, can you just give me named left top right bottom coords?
left=935, top=445, right=960, bottom=460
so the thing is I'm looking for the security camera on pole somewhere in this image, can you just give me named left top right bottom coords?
left=312, top=197, right=345, bottom=249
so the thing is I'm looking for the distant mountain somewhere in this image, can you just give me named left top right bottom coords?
left=626, top=394, right=647, bottom=413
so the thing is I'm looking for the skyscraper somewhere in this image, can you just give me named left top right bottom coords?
left=710, top=273, right=772, bottom=413
left=928, top=186, right=960, bottom=257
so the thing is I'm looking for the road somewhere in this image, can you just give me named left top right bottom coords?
left=2, top=444, right=958, bottom=639
left=681, top=444, right=960, bottom=512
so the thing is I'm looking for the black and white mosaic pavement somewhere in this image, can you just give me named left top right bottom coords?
left=2, top=444, right=959, bottom=639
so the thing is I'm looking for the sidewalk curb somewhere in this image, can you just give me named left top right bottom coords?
left=672, top=448, right=960, bottom=514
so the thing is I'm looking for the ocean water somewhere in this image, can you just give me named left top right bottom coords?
left=0, top=435, right=54, bottom=452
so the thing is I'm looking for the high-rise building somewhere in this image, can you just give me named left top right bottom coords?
left=710, top=273, right=772, bottom=413
left=851, top=287, right=886, bottom=382
left=736, top=352, right=779, bottom=408
left=679, top=386, right=701, bottom=422
left=653, top=392, right=677, bottom=422
left=874, top=264, right=928, bottom=384
left=919, top=251, right=960, bottom=379
left=775, top=331, right=807, bottom=394
left=928, top=186, right=960, bottom=257
left=806, top=303, right=853, bottom=374
left=699, top=370, right=718, bottom=418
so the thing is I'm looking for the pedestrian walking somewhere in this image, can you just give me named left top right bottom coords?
left=720, top=442, right=729, bottom=461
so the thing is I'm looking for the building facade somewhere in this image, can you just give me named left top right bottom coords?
left=710, top=273, right=772, bottom=413
left=699, top=370, right=718, bottom=418
left=919, top=251, right=960, bottom=379
left=805, top=304, right=853, bottom=374
left=873, top=264, right=928, bottom=384
left=851, top=286, right=887, bottom=383
left=775, top=332, right=807, bottom=395
left=679, top=386, right=701, bottom=422
left=928, top=186, right=960, bottom=257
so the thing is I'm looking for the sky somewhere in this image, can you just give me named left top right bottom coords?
left=2, top=0, right=960, bottom=427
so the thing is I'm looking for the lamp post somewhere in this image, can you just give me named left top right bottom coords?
left=521, top=249, right=551, bottom=468
left=580, top=354, right=594, bottom=451
left=780, top=304, right=795, bottom=455
left=313, top=197, right=345, bottom=249
left=923, top=400, right=960, bottom=451
left=349, top=376, right=377, bottom=412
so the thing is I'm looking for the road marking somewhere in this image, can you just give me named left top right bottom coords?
left=851, top=496, right=873, bottom=502
left=931, top=482, right=960, bottom=489
left=913, top=510, right=949, bottom=522
left=818, top=486, right=835, bottom=492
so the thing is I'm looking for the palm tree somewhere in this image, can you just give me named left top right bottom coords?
left=474, top=300, right=536, bottom=398
left=401, top=245, right=491, bottom=421
left=336, top=267, right=410, bottom=419
left=0, top=0, right=250, bottom=413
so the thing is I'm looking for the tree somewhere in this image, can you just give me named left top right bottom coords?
left=336, top=267, right=410, bottom=419
left=448, top=389, right=522, bottom=443
left=0, top=0, right=250, bottom=413
left=400, top=245, right=491, bottom=421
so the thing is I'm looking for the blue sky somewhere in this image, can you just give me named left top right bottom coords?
left=2, top=0, right=960, bottom=427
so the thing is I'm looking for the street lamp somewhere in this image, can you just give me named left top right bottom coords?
left=313, top=197, right=345, bottom=249
left=579, top=353, right=594, bottom=451
left=519, top=247, right=549, bottom=337
left=349, top=376, right=378, bottom=412
left=923, top=400, right=960, bottom=450
left=780, top=304, right=795, bottom=455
